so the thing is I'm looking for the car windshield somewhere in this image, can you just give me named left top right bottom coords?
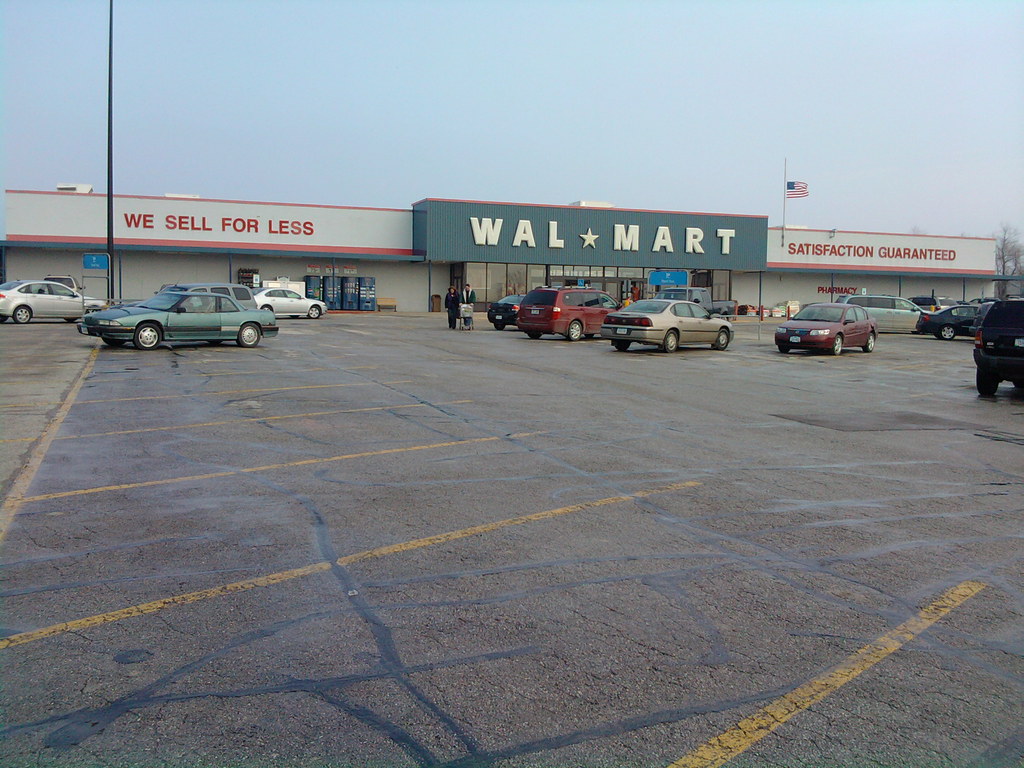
left=0, top=281, right=26, bottom=290
left=793, top=306, right=844, bottom=322
left=626, top=300, right=669, bottom=313
left=136, top=294, right=182, bottom=311
left=498, top=295, right=523, bottom=304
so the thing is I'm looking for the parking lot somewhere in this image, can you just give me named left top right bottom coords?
left=1, top=313, right=1021, bottom=768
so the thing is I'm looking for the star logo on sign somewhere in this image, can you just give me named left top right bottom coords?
left=579, top=228, right=599, bottom=248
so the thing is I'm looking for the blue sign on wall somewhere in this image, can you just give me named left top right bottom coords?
left=648, top=270, right=689, bottom=286
left=83, top=252, right=109, bottom=270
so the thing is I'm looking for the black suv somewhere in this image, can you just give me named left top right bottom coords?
left=973, top=300, right=1024, bottom=395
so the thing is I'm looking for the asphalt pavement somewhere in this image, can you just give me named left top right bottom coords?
left=0, top=312, right=1021, bottom=768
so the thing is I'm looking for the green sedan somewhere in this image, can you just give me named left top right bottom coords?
left=78, top=291, right=279, bottom=349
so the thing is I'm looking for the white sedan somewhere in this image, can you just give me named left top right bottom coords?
left=253, top=288, right=327, bottom=319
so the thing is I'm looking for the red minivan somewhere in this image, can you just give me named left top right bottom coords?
left=516, top=288, right=622, bottom=341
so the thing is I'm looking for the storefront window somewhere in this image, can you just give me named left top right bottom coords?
left=465, top=263, right=488, bottom=301
left=486, top=263, right=507, bottom=303
left=507, top=264, right=527, bottom=295
left=527, top=265, right=546, bottom=291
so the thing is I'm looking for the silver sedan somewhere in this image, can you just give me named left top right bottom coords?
left=0, top=279, right=103, bottom=324
left=600, top=299, right=733, bottom=352
left=253, top=288, right=328, bottom=319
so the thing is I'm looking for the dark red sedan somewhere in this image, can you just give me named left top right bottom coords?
left=774, top=302, right=878, bottom=355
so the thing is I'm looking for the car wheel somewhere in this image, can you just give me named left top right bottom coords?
left=862, top=333, right=876, bottom=353
left=133, top=322, right=162, bottom=350
left=829, top=333, right=844, bottom=356
left=261, top=304, right=274, bottom=312
left=565, top=320, right=584, bottom=342
left=493, top=322, right=506, bottom=330
left=661, top=329, right=679, bottom=353
left=712, top=328, right=731, bottom=350
left=526, top=332, right=542, bottom=339
left=939, top=324, right=956, bottom=340
left=101, top=338, right=126, bottom=347
left=12, top=306, right=32, bottom=324
left=612, top=340, right=631, bottom=351
left=236, top=323, right=262, bottom=348
left=307, top=305, right=322, bottom=319
left=976, top=369, right=1000, bottom=396
left=777, top=345, right=790, bottom=353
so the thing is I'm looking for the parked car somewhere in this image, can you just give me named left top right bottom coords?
left=835, top=294, right=922, bottom=332
left=652, top=287, right=737, bottom=316
left=916, top=304, right=979, bottom=340
left=973, top=299, right=1024, bottom=395
left=486, top=294, right=525, bottom=330
left=0, top=279, right=102, bottom=324
left=156, top=283, right=257, bottom=309
left=516, top=287, right=621, bottom=341
left=968, top=300, right=996, bottom=336
left=253, top=287, right=327, bottom=319
left=774, top=302, right=877, bottom=355
left=78, top=291, right=278, bottom=350
left=600, top=299, right=732, bottom=352
left=909, top=296, right=961, bottom=312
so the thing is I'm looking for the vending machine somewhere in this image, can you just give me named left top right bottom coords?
left=341, top=277, right=359, bottom=310
left=358, top=277, right=377, bottom=311
left=322, top=276, right=342, bottom=310
left=304, top=275, right=323, bottom=301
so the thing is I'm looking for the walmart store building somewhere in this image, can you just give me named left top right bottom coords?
left=0, top=189, right=996, bottom=310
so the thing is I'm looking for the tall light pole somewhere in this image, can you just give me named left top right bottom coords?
left=106, top=0, right=115, bottom=301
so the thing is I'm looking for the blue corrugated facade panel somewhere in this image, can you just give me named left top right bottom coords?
left=412, top=199, right=768, bottom=271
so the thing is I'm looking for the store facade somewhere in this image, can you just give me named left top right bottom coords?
left=1, top=189, right=995, bottom=311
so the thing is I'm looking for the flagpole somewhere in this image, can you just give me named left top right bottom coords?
left=782, top=158, right=787, bottom=246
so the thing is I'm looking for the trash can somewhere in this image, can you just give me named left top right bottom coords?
left=431, top=294, right=442, bottom=312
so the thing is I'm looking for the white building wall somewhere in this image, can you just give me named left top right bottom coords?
left=731, top=270, right=993, bottom=310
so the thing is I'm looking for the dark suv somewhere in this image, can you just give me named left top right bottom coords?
left=973, top=300, right=1024, bottom=395
left=516, top=287, right=621, bottom=341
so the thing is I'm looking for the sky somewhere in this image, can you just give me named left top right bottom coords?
left=2, top=0, right=1022, bottom=240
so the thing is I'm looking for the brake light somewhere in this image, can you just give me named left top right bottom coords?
left=635, top=317, right=653, bottom=327
left=921, top=314, right=931, bottom=322
left=512, top=305, right=519, bottom=311
left=552, top=306, right=561, bottom=314
left=975, top=329, right=983, bottom=349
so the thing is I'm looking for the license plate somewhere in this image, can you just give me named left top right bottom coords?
left=1015, top=338, right=1024, bottom=348
left=789, top=336, right=801, bottom=343
left=531, top=309, right=540, bottom=315
left=616, top=328, right=628, bottom=335
left=494, top=314, right=503, bottom=320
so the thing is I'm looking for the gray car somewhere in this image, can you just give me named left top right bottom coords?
left=0, top=279, right=103, bottom=324
left=836, top=294, right=923, bottom=332
left=253, top=287, right=327, bottom=319
left=600, top=299, right=733, bottom=352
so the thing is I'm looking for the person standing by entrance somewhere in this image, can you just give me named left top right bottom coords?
left=444, top=286, right=459, bottom=329
left=461, top=283, right=477, bottom=330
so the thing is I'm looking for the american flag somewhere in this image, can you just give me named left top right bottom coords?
left=786, top=181, right=809, bottom=198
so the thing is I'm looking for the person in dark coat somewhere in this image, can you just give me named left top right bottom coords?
left=444, top=286, right=460, bottom=329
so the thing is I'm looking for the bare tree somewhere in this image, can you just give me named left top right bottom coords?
left=994, top=224, right=1022, bottom=297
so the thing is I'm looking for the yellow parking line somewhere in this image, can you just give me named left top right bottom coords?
left=667, top=580, right=987, bottom=768
left=20, top=432, right=542, bottom=503
left=0, top=481, right=701, bottom=650
left=51, top=400, right=473, bottom=441
left=0, top=349, right=99, bottom=546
